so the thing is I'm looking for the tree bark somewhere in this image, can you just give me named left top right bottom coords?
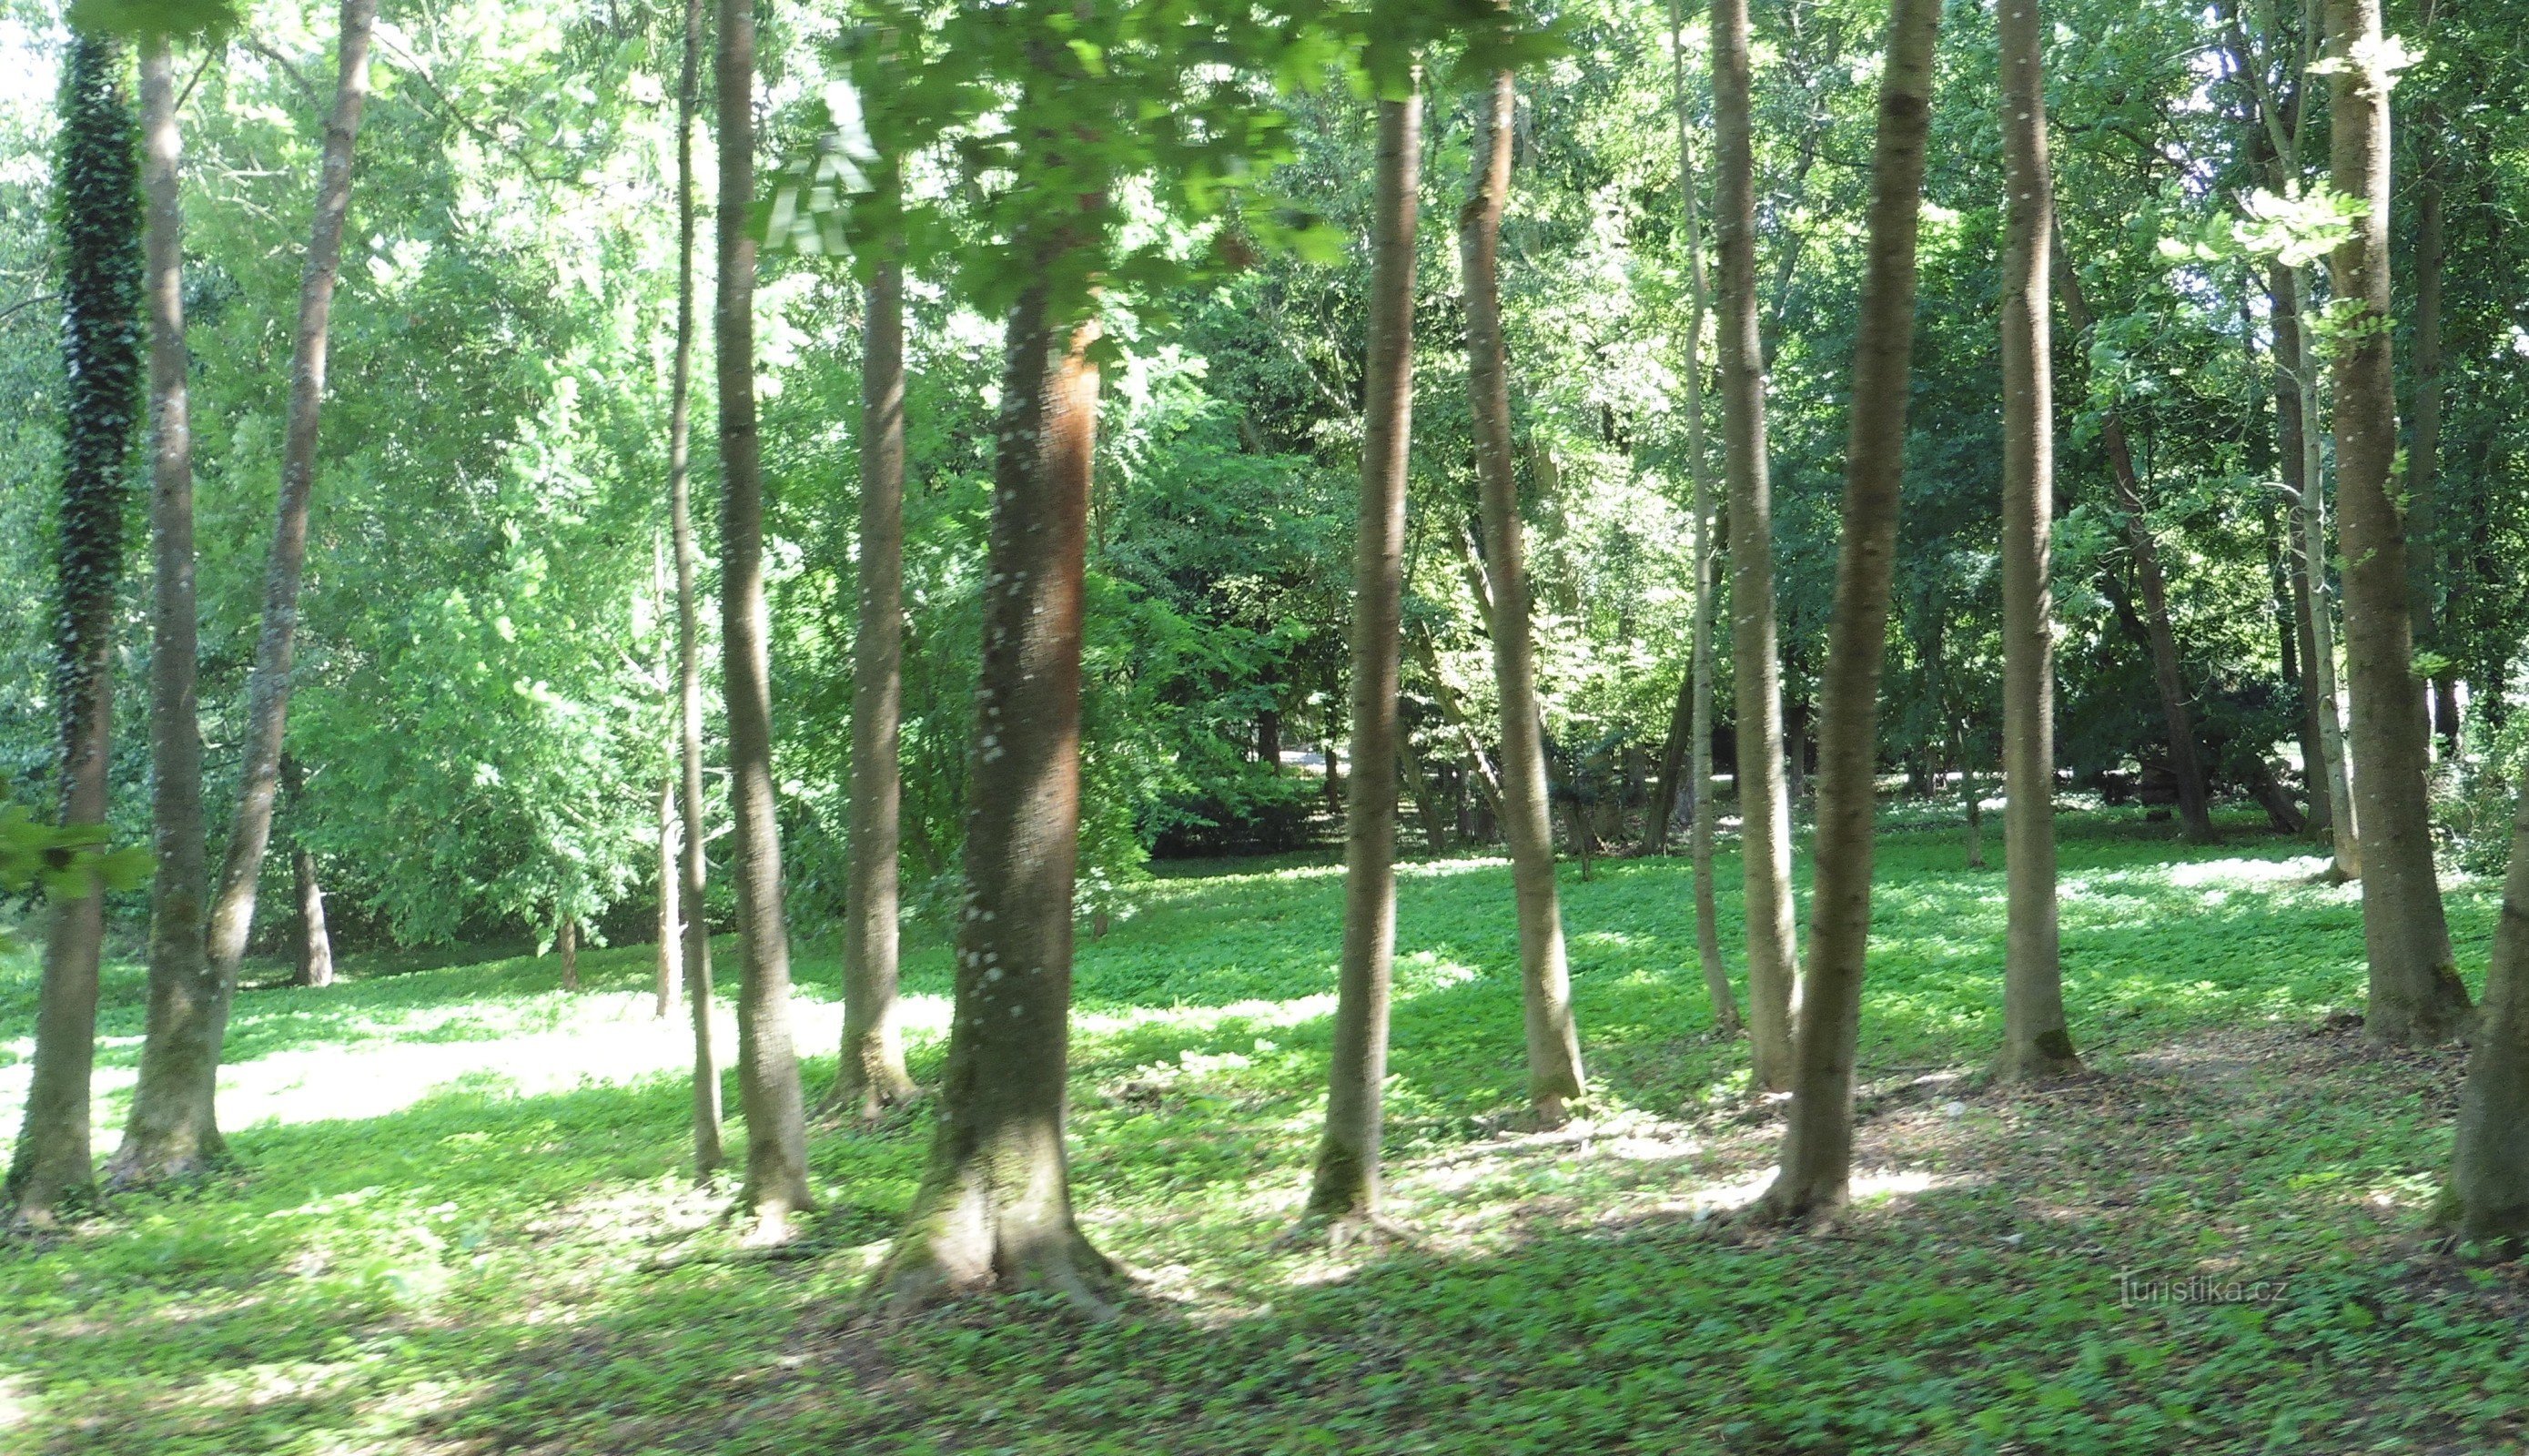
left=8, top=30, right=140, bottom=1224
left=831, top=256, right=921, bottom=1119
left=1752, top=0, right=1942, bottom=1225
left=2327, top=0, right=2469, bottom=1046
left=2440, top=787, right=2529, bottom=1249
left=1462, top=71, right=1587, bottom=1123
left=717, top=0, right=814, bottom=1223
left=1995, top=0, right=2078, bottom=1081
left=115, top=35, right=222, bottom=1187
left=2408, top=110, right=2451, bottom=753
left=292, top=844, right=333, bottom=989
left=1307, top=92, right=1420, bottom=1230
left=202, top=0, right=379, bottom=1035
left=2051, top=246, right=2214, bottom=846
left=875, top=295, right=1117, bottom=1306
left=1713, top=0, right=1799, bottom=1091
left=670, top=0, right=722, bottom=1178
left=1665, top=0, right=1739, bottom=1037
left=2272, top=272, right=2332, bottom=834
left=655, top=769, right=678, bottom=1018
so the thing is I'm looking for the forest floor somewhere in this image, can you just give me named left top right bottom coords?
left=5, top=804, right=2529, bottom=1455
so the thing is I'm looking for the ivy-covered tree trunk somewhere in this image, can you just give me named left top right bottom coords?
left=832, top=253, right=919, bottom=1119
left=1996, top=0, right=2076, bottom=1081
left=2327, top=0, right=2470, bottom=1046
left=1462, top=71, right=1586, bottom=1125
left=670, top=0, right=721, bottom=1177
left=201, top=0, right=379, bottom=1021
left=1308, top=91, right=1420, bottom=1232
left=875, top=294, right=1118, bottom=1306
left=8, top=31, right=141, bottom=1224
left=114, top=34, right=219, bottom=1187
left=1670, top=0, right=1739, bottom=1038
left=1753, top=0, right=1941, bottom=1225
left=2440, top=789, right=2529, bottom=1249
left=1713, top=0, right=1799, bottom=1090
left=716, top=0, right=814, bottom=1225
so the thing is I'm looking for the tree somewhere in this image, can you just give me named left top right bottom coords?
left=1309, top=88, right=1421, bottom=1233
left=1461, top=68, right=1586, bottom=1124
left=831, top=248, right=920, bottom=1118
left=111, top=32, right=217, bottom=1185
left=716, top=0, right=814, bottom=1225
left=1752, top=0, right=1942, bottom=1225
left=163, top=0, right=378, bottom=1163
left=669, top=0, right=722, bottom=1178
left=2325, top=0, right=2469, bottom=1046
left=1712, top=0, right=1797, bottom=1090
left=8, top=30, right=142, bottom=1224
left=1995, top=0, right=2077, bottom=1080
left=2441, top=788, right=2529, bottom=1249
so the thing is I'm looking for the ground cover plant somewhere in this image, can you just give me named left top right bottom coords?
left=6, top=808, right=2526, bottom=1455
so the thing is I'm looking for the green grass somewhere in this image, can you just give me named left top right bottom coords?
left=5, top=805, right=2528, bottom=1454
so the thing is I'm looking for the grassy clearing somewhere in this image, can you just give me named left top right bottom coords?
left=5, top=806, right=2527, bottom=1454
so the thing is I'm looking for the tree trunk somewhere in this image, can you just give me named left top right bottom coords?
left=1753, top=0, right=1942, bottom=1225
left=1462, top=70, right=1587, bottom=1123
left=292, top=844, right=333, bottom=989
left=8, top=31, right=140, bottom=1224
left=1307, top=92, right=1420, bottom=1231
left=1714, top=0, right=1799, bottom=1092
left=655, top=769, right=678, bottom=1018
left=1401, top=741, right=1452, bottom=855
left=832, top=255, right=921, bottom=1118
left=2408, top=112, right=2451, bottom=755
left=2271, top=266, right=2342, bottom=844
left=1995, top=0, right=2079, bottom=1081
left=717, top=0, right=813, bottom=1224
left=202, top=0, right=379, bottom=1034
left=1665, top=0, right=1740, bottom=1036
left=875, top=295, right=1117, bottom=1306
left=670, top=0, right=721, bottom=1178
left=115, top=35, right=222, bottom=1187
left=2440, top=787, right=2529, bottom=1248
left=2051, top=245, right=2213, bottom=846
left=558, top=914, right=580, bottom=993
left=2327, top=0, right=2469, bottom=1046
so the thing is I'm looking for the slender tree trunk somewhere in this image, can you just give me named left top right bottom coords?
left=292, top=844, right=333, bottom=988
left=2328, top=0, right=2469, bottom=1046
left=1957, top=734, right=1986, bottom=871
left=2408, top=112, right=2451, bottom=754
left=1307, top=92, right=1420, bottom=1231
left=831, top=256, right=920, bottom=1118
left=2051, top=245, right=2214, bottom=845
left=1714, top=0, right=1798, bottom=1091
left=1667, top=0, right=1738, bottom=1037
left=1650, top=670, right=1691, bottom=855
left=2271, top=267, right=2338, bottom=840
left=875, top=294, right=1117, bottom=1306
left=1462, top=71, right=1586, bottom=1123
left=2291, top=263, right=2362, bottom=880
left=655, top=770, right=679, bottom=1018
left=558, top=914, right=580, bottom=992
left=1752, top=0, right=1942, bottom=1225
left=115, top=35, right=221, bottom=1186
left=202, top=0, right=379, bottom=1029
left=2440, top=787, right=2529, bottom=1248
left=8, top=31, right=141, bottom=1224
left=717, top=0, right=813, bottom=1223
left=670, top=0, right=721, bottom=1178
left=1996, top=2, right=2078, bottom=1080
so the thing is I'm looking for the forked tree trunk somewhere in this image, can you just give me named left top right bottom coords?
left=8, top=31, right=140, bottom=1224
left=670, top=0, right=721, bottom=1177
left=1752, top=0, right=1942, bottom=1225
left=1307, top=92, right=1420, bottom=1231
left=1670, top=0, right=1739, bottom=1037
left=1995, top=0, right=2078, bottom=1081
left=2327, top=0, right=2469, bottom=1046
left=2051, top=247, right=2213, bottom=846
left=875, top=296, right=1118, bottom=1306
left=832, top=254, right=920, bottom=1118
left=717, top=0, right=814, bottom=1223
left=115, top=35, right=221, bottom=1187
left=200, top=0, right=379, bottom=1043
left=1713, top=0, right=1798, bottom=1091
left=655, top=769, right=678, bottom=1018
left=1462, top=71, right=1587, bottom=1123
left=2271, top=271, right=2332, bottom=835
left=292, top=844, right=333, bottom=988
left=2440, top=788, right=2529, bottom=1249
